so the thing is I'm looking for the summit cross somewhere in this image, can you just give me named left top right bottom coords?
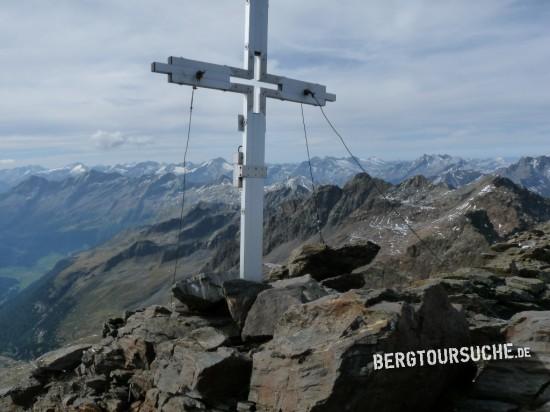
left=152, top=0, right=336, bottom=282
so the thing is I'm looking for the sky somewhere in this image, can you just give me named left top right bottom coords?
left=1, top=0, right=549, bottom=169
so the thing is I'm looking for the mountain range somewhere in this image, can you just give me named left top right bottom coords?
left=0, top=153, right=517, bottom=192
left=1, top=169, right=550, bottom=358
left=0, top=153, right=549, bottom=356
left=0, top=154, right=548, bottom=268
left=3, top=154, right=549, bottom=194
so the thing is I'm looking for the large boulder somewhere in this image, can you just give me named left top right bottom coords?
left=241, top=275, right=328, bottom=342
left=248, top=284, right=472, bottom=412
left=33, top=343, right=91, bottom=376
left=152, top=343, right=252, bottom=407
left=222, top=279, right=271, bottom=329
left=459, top=311, right=550, bottom=411
left=287, top=241, right=380, bottom=280
left=172, top=273, right=234, bottom=312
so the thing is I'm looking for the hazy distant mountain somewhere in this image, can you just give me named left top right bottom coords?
left=95, top=157, right=234, bottom=185
left=0, top=154, right=514, bottom=193
left=0, top=166, right=46, bottom=193
left=0, top=170, right=241, bottom=269
left=497, top=156, right=550, bottom=197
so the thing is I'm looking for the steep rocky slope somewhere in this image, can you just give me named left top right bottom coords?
left=0, top=170, right=239, bottom=269
left=260, top=174, right=550, bottom=282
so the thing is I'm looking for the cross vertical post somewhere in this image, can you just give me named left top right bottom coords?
left=151, top=0, right=335, bottom=282
left=240, top=0, right=268, bottom=282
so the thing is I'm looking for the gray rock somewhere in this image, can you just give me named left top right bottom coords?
left=222, top=279, right=271, bottom=329
left=321, top=273, right=365, bottom=292
left=495, top=285, right=536, bottom=303
left=102, top=317, right=125, bottom=338
left=33, top=343, right=91, bottom=376
left=128, top=370, right=153, bottom=402
left=287, top=241, right=380, bottom=280
left=190, top=326, right=232, bottom=351
left=505, top=276, right=545, bottom=295
left=525, top=246, right=550, bottom=264
left=241, top=275, right=328, bottom=342
left=117, top=305, right=220, bottom=343
left=117, top=336, right=155, bottom=369
left=153, top=345, right=252, bottom=406
left=0, top=375, right=43, bottom=407
left=83, top=343, right=125, bottom=376
left=172, top=273, right=234, bottom=311
left=467, top=313, right=508, bottom=345
left=249, top=284, right=471, bottom=412
left=265, top=264, right=289, bottom=282
left=491, top=243, right=519, bottom=253
left=70, top=397, right=103, bottom=411
left=85, top=374, right=108, bottom=394
left=467, top=311, right=550, bottom=409
left=360, top=288, right=401, bottom=306
left=158, top=395, right=207, bottom=412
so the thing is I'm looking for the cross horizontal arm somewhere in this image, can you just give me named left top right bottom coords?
left=152, top=56, right=336, bottom=107
left=152, top=56, right=253, bottom=95
left=261, top=74, right=336, bottom=107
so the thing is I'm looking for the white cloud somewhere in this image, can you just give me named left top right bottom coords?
left=91, top=130, right=127, bottom=150
left=91, top=130, right=152, bottom=150
left=0, top=159, right=16, bottom=166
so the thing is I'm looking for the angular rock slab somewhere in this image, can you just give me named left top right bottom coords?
left=249, top=284, right=471, bottom=412
left=153, top=345, right=252, bottom=406
left=241, top=275, right=327, bottom=342
left=172, top=273, right=234, bottom=312
left=505, top=276, right=546, bottom=295
left=288, top=241, right=380, bottom=280
left=33, top=343, right=91, bottom=376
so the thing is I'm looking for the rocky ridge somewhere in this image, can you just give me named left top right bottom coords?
left=1, top=234, right=549, bottom=412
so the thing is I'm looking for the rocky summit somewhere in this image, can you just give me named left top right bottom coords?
left=1, top=238, right=550, bottom=412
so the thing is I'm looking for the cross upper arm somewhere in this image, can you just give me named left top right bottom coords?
left=152, top=57, right=252, bottom=93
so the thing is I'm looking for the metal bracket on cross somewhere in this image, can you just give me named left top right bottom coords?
left=151, top=0, right=336, bottom=282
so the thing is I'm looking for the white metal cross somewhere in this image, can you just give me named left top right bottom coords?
left=152, top=0, right=336, bottom=282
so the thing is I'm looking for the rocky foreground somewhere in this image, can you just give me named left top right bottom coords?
left=1, top=236, right=550, bottom=412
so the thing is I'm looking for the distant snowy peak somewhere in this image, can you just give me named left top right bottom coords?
left=70, top=164, right=88, bottom=175
left=33, top=163, right=89, bottom=181
left=266, top=175, right=311, bottom=192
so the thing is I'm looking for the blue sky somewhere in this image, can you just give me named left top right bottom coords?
left=1, top=0, right=549, bottom=168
